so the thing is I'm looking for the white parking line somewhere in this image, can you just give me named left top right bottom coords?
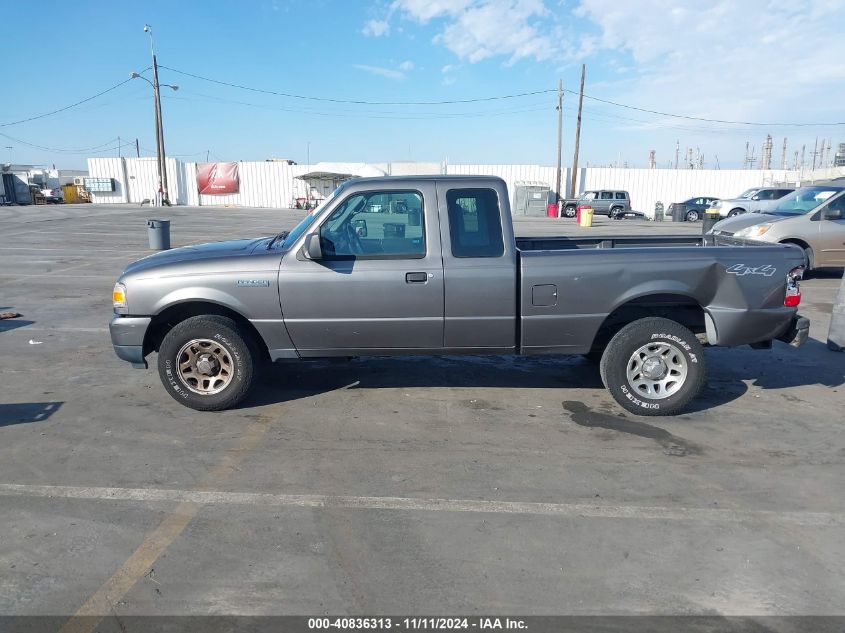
left=0, top=483, right=841, bottom=527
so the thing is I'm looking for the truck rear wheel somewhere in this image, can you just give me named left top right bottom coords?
left=157, top=315, right=255, bottom=411
left=599, top=317, right=705, bottom=416
left=563, top=205, right=576, bottom=218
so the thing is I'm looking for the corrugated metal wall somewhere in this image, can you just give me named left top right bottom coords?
left=88, top=157, right=843, bottom=216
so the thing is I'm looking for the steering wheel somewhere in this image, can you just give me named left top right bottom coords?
left=343, top=221, right=364, bottom=255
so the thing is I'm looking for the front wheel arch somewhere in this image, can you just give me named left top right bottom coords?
left=144, top=301, right=268, bottom=360
left=779, top=239, right=813, bottom=270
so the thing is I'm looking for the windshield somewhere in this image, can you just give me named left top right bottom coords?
left=767, top=186, right=844, bottom=216
left=738, top=188, right=759, bottom=199
left=280, top=184, right=344, bottom=248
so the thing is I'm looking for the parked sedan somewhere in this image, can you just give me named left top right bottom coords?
left=712, top=187, right=794, bottom=218
left=666, top=196, right=719, bottom=221
left=709, top=184, right=845, bottom=269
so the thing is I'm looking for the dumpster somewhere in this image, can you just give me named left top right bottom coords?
left=702, top=209, right=720, bottom=234
left=578, top=206, right=594, bottom=227
left=671, top=203, right=687, bottom=222
left=147, top=219, right=171, bottom=250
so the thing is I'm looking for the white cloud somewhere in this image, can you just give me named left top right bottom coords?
left=390, top=0, right=556, bottom=63
left=353, top=64, right=407, bottom=80
left=399, top=60, right=414, bottom=71
left=362, top=18, right=390, bottom=37
left=570, top=0, right=845, bottom=124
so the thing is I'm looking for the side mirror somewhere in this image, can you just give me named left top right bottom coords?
left=824, top=208, right=843, bottom=220
left=303, top=232, right=323, bottom=260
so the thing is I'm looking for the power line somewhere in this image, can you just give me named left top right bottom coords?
left=0, top=76, right=144, bottom=128
left=566, top=90, right=845, bottom=127
left=159, top=65, right=556, bottom=105
left=0, top=131, right=135, bottom=154
left=161, top=64, right=845, bottom=126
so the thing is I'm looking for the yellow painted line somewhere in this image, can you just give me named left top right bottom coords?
left=58, top=413, right=274, bottom=632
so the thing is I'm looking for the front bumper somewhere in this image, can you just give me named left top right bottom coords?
left=109, top=315, right=152, bottom=368
left=777, top=314, right=810, bottom=348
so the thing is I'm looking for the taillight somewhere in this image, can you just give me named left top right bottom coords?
left=784, top=266, right=803, bottom=307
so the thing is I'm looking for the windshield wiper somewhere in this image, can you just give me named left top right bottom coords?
left=266, top=231, right=290, bottom=250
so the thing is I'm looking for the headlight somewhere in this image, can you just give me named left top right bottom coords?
left=734, top=223, right=773, bottom=238
left=113, top=282, right=127, bottom=308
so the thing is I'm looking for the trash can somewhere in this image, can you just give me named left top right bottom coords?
left=547, top=203, right=559, bottom=218
left=578, top=206, right=594, bottom=228
left=654, top=202, right=664, bottom=222
left=672, top=203, right=687, bottom=222
left=147, top=219, right=171, bottom=250
left=702, top=209, right=720, bottom=235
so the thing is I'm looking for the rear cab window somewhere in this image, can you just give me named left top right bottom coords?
left=615, top=192, right=627, bottom=200
left=446, top=188, right=505, bottom=258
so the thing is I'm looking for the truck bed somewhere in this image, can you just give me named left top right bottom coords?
left=515, top=234, right=763, bottom=251
left=515, top=235, right=805, bottom=355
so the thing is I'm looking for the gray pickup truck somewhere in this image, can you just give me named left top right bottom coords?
left=110, top=175, right=808, bottom=416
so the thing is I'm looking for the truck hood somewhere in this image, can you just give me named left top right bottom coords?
left=122, top=237, right=271, bottom=275
left=710, top=212, right=786, bottom=235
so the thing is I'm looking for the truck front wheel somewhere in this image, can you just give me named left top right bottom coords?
left=157, top=315, right=255, bottom=411
left=563, top=205, right=577, bottom=218
left=599, top=317, right=705, bottom=416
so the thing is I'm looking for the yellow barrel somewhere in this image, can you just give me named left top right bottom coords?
left=579, top=206, right=594, bottom=227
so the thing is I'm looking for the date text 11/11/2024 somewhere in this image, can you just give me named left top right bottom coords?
left=307, top=617, right=528, bottom=630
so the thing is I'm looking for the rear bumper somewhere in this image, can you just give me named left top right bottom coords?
left=776, top=314, right=810, bottom=348
left=110, top=315, right=151, bottom=368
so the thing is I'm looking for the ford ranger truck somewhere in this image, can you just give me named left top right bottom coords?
left=110, top=175, right=809, bottom=416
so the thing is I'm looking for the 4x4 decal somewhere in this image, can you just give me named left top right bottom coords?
left=726, top=263, right=777, bottom=277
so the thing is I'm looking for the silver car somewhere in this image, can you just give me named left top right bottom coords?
left=713, top=187, right=795, bottom=218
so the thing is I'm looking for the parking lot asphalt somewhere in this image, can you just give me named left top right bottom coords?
left=1, top=203, right=844, bottom=619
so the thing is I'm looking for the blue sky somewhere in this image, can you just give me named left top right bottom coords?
left=2, top=0, right=844, bottom=170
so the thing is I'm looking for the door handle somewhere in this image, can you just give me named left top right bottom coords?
left=405, top=272, right=428, bottom=283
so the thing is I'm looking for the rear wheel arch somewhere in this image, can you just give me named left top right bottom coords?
left=144, top=301, right=269, bottom=360
left=587, top=294, right=706, bottom=355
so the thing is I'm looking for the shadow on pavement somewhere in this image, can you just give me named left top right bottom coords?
left=0, top=402, right=63, bottom=427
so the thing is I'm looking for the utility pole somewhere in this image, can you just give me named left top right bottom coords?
left=554, top=78, right=563, bottom=202
left=569, top=64, right=585, bottom=198
left=792, top=150, right=799, bottom=171
left=811, top=136, right=819, bottom=171
left=648, top=150, right=656, bottom=169
left=715, top=154, right=720, bottom=170
left=118, top=135, right=122, bottom=159
left=781, top=137, right=788, bottom=170
left=674, top=140, right=679, bottom=169
left=5, top=145, right=12, bottom=164
left=206, top=149, right=210, bottom=163
left=135, top=138, right=140, bottom=158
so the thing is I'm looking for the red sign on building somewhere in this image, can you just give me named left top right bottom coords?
left=196, top=162, right=239, bottom=195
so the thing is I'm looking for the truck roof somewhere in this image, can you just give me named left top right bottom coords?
left=344, top=174, right=506, bottom=185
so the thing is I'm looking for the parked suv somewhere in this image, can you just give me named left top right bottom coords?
left=560, top=190, right=631, bottom=219
left=713, top=187, right=794, bottom=218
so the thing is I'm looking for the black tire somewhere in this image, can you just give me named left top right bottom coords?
left=599, top=317, right=706, bottom=416
left=802, top=246, right=814, bottom=271
left=685, top=209, right=700, bottom=222
left=610, top=206, right=624, bottom=219
left=727, top=208, right=743, bottom=218
left=157, top=315, right=255, bottom=411
left=563, top=205, right=576, bottom=218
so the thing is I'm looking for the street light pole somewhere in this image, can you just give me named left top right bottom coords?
left=132, top=25, right=178, bottom=206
